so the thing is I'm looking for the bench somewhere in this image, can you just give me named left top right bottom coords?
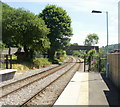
left=0, top=69, right=17, bottom=82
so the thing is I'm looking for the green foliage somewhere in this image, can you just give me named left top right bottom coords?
left=99, top=58, right=106, bottom=72
left=86, top=49, right=98, bottom=63
left=85, top=49, right=106, bottom=72
left=54, top=50, right=67, bottom=62
left=12, top=64, right=29, bottom=72
left=84, top=33, right=99, bottom=46
left=71, top=43, right=79, bottom=46
left=55, top=50, right=66, bottom=57
left=85, top=49, right=99, bottom=71
left=72, top=50, right=81, bottom=57
left=66, top=43, right=79, bottom=55
left=0, top=41, right=5, bottom=51
left=102, top=43, right=120, bottom=53
left=87, top=49, right=98, bottom=56
left=33, top=58, right=51, bottom=68
left=99, top=48, right=106, bottom=57
left=99, top=48, right=106, bottom=72
left=39, top=5, right=73, bottom=60
left=2, top=3, right=50, bottom=60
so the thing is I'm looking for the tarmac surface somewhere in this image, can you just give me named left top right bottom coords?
left=54, top=63, right=120, bottom=106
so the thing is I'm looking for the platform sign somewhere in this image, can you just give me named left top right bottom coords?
left=91, top=59, right=96, bottom=65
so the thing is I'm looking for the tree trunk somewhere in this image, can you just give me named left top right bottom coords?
left=48, top=48, right=55, bottom=61
left=8, top=47, right=11, bottom=55
left=88, top=56, right=91, bottom=72
left=24, top=46, right=30, bottom=61
left=24, top=46, right=28, bottom=53
left=29, top=49, right=34, bottom=60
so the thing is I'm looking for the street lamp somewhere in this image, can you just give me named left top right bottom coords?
left=92, top=10, right=109, bottom=78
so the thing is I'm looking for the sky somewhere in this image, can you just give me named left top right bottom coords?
left=2, top=0, right=119, bottom=47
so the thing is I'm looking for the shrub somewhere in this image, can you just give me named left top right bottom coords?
left=12, top=64, right=29, bottom=72
left=72, top=50, right=81, bottom=57
left=54, top=50, right=67, bottom=62
left=33, top=58, right=51, bottom=68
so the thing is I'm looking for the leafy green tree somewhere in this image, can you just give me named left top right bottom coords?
left=39, top=5, right=73, bottom=60
left=84, top=33, right=99, bottom=46
left=2, top=3, right=50, bottom=60
left=99, top=48, right=106, bottom=57
left=0, top=41, right=5, bottom=51
left=87, top=49, right=98, bottom=71
left=2, top=3, right=15, bottom=47
left=72, top=50, right=81, bottom=57
left=71, top=43, right=79, bottom=46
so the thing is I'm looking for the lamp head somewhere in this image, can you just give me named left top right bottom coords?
left=92, top=10, right=102, bottom=13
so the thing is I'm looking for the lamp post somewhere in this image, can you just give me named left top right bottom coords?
left=92, top=10, right=109, bottom=78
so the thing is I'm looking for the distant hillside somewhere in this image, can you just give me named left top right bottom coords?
left=101, top=43, right=120, bottom=52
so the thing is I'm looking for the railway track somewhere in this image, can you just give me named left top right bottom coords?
left=1, top=56, right=80, bottom=105
left=0, top=57, right=72, bottom=98
left=20, top=57, right=81, bottom=106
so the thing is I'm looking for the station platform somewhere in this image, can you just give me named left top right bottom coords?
left=53, top=63, right=120, bottom=106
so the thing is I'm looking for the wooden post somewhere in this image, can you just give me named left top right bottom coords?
left=88, top=55, right=91, bottom=72
left=84, top=55, right=86, bottom=72
left=10, top=55, right=12, bottom=69
left=98, top=56, right=101, bottom=72
left=6, top=55, right=8, bottom=69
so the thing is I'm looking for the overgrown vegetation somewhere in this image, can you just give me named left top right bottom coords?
left=0, top=41, right=5, bottom=51
left=1, top=55, right=52, bottom=72
left=84, top=48, right=106, bottom=72
left=54, top=50, right=67, bottom=62
left=33, top=58, right=51, bottom=68
left=72, top=50, right=82, bottom=57
left=12, top=64, right=30, bottom=72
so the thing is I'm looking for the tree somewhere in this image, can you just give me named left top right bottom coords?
left=2, top=3, right=16, bottom=47
left=72, top=50, right=81, bottom=57
left=39, top=5, right=73, bottom=60
left=99, top=48, right=106, bottom=57
left=71, top=43, right=79, bottom=46
left=84, top=33, right=99, bottom=46
left=0, top=41, right=5, bottom=51
left=87, top=49, right=98, bottom=71
left=2, top=3, right=50, bottom=60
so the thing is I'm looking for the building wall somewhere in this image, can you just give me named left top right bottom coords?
left=108, top=53, right=120, bottom=89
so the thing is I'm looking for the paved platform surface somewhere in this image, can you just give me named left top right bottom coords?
left=54, top=63, right=120, bottom=106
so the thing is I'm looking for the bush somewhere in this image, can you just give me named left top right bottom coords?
left=12, top=64, right=29, bottom=72
left=33, top=58, right=51, bottom=68
left=54, top=50, right=67, bottom=62
left=72, top=50, right=81, bottom=57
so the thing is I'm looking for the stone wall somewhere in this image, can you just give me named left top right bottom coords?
left=108, top=53, right=120, bottom=89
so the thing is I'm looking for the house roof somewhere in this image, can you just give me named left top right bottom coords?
left=1, top=48, right=18, bottom=55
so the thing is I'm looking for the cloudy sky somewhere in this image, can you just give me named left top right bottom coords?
left=2, top=0, right=119, bottom=47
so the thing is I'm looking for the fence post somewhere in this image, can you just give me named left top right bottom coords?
left=98, top=56, right=100, bottom=72
left=10, top=55, right=12, bottom=69
left=84, top=55, right=85, bottom=72
left=6, top=55, right=8, bottom=69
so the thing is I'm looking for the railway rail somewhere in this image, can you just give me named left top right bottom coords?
left=0, top=56, right=81, bottom=106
